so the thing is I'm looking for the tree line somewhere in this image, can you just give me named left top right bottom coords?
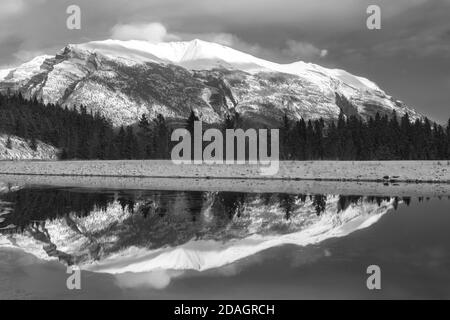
left=0, top=186, right=409, bottom=231
left=0, top=92, right=171, bottom=159
left=0, top=92, right=449, bottom=160
left=279, top=111, right=450, bottom=160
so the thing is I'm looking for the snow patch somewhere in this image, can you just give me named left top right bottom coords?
left=3, top=55, right=52, bottom=83
left=74, top=39, right=381, bottom=94
left=0, top=134, right=58, bottom=160
left=0, top=68, right=13, bottom=81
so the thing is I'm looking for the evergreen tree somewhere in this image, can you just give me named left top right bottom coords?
left=0, top=91, right=449, bottom=161
left=323, top=121, right=338, bottom=159
left=60, top=148, right=68, bottom=160
left=223, top=113, right=236, bottom=130
left=29, top=135, right=38, bottom=151
left=138, top=114, right=152, bottom=158
left=400, top=113, right=412, bottom=159
left=294, top=119, right=307, bottom=160
left=280, top=112, right=292, bottom=160
left=447, top=118, right=450, bottom=158
left=124, top=126, right=139, bottom=159
left=313, top=194, right=327, bottom=216
left=187, top=110, right=200, bottom=161
left=154, top=114, right=169, bottom=159
left=223, top=112, right=240, bottom=161
left=6, top=135, right=12, bottom=149
left=116, top=126, right=127, bottom=159
left=313, top=118, right=325, bottom=159
left=187, top=109, right=199, bottom=133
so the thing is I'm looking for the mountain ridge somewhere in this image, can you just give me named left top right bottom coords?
left=0, top=39, right=422, bottom=126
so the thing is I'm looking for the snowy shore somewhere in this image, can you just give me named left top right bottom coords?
left=0, top=160, right=449, bottom=196
left=0, top=160, right=449, bottom=182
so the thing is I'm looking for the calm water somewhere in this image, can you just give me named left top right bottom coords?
left=0, top=184, right=449, bottom=299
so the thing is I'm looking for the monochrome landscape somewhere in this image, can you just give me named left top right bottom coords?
left=0, top=0, right=449, bottom=301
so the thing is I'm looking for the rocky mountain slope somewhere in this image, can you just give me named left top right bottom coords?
left=0, top=134, right=58, bottom=160
left=0, top=39, right=421, bottom=127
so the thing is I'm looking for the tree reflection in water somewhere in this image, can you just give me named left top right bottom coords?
left=0, top=186, right=412, bottom=269
left=0, top=188, right=409, bottom=234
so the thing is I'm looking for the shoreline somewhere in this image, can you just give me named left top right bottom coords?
left=1, top=160, right=450, bottom=196
left=0, top=160, right=449, bottom=182
left=1, top=175, right=450, bottom=197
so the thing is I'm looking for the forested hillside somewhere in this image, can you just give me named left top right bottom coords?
left=0, top=92, right=449, bottom=161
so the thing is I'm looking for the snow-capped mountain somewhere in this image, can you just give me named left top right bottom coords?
left=0, top=39, right=421, bottom=126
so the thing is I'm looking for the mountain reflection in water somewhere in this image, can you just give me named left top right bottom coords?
left=0, top=186, right=405, bottom=274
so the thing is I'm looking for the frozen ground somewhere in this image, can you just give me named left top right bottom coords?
left=1, top=174, right=450, bottom=197
left=0, top=160, right=449, bottom=197
left=0, top=160, right=449, bottom=182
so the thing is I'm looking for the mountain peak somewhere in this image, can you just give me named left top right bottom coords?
left=69, top=38, right=265, bottom=68
left=64, top=39, right=384, bottom=93
left=0, top=38, right=422, bottom=127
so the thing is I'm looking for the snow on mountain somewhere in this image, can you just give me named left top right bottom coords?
left=0, top=69, right=12, bottom=82
left=0, top=134, right=58, bottom=160
left=0, top=39, right=421, bottom=126
left=0, top=56, right=52, bottom=83
left=78, top=39, right=269, bottom=68
left=77, top=39, right=381, bottom=92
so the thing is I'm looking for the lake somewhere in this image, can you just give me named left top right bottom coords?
left=0, top=181, right=449, bottom=299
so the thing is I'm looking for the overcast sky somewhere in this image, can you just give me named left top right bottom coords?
left=0, top=0, right=449, bottom=122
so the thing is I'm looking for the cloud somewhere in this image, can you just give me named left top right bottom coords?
left=320, top=49, right=328, bottom=58
left=13, top=49, right=47, bottom=61
left=282, top=40, right=328, bottom=60
left=0, top=0, right=48, bottom=19
left=371, top=26, right=450, bottom=58
left=114, top=270, right=184, bottom=289
left=174, top=30, right=327, bottom=62
left=177, top=31, right=268, bottom=55
left=0, top=0, right=26, bottom=42
left=108, top=23, right=272, bottom=60
left=0, top=0, right=440, bottom=67
left=110, top=22, right=179, bottom=42
left=0, top=0, right=447, bottom=122
left=0, top=0, right=25, bottom=18
left=200, top=33, right=239, bottom=47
